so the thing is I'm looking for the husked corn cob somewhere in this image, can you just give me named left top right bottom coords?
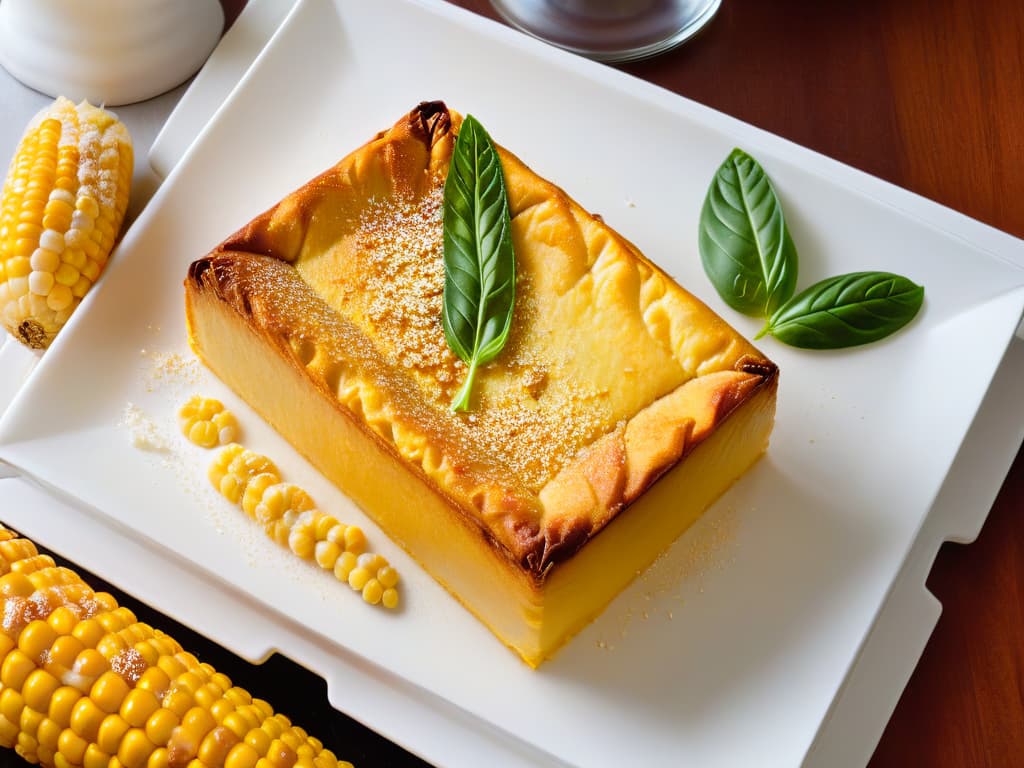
left=0, top=526, right=352, bottom=768
left=0, top=97, right=133, bottom=349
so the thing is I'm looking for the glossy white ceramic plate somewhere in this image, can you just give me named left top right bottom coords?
left=2, top=1, right=1023, bottom=766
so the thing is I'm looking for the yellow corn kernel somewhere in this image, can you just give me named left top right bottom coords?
left=266, top=738, right=298, bottom=768
left=1, top=649, right=35, bottom=689
left=22, top=668, right=60, bottom=712
left=97, top=712, right=130, bottom=754
left=47, top=605, right=80, bottom=636
left=132, top=642, right=159, bottom=670
left=144, top=708, right=178, bottom=746
left=71, top=618, right=104, bottom=649
left=162, top=689, right=193, bottom=721
left=333, top=552, right=357, bottom=583
left=82, top=742, right=111, bottom=768
left=16, top=730, right=39, bottom=762
left=72, top=647, right=109, bottom=682
left=253, top=482, right=313, bottom=526
left=224, top=687, right=252, bottom=708
left=118, top=726, right=156, bottom=768
left=97, top=606, right=132, bottom=633
left=19, top=704, right=44, bottom=740
left=313, top=541, right=341, bottom=570
left=279, top=729, right=301, bottom=751
left=11, top=552, right=56, bottom=575
left=156, top=654, right=186, bottom=683
left=260, top=716, right=284, bottom=741
left=347, top=567, right=371, bottom=592
left=135, top=666, right=170, bottom=698
left=209, top=671, right=231, bottom=693
left=91, top=670, right=130, bottom=713
left=245, top=726, right=271, bottom=756
left=0, top=689, right=25, bottom=727
left=233, top=706, right=262, bottom=734
left=288, top=523, right=317, bottom=561
left=226, top=741, right=260, bottom=768
left=209, top=697, right=234, bottom=726
left=0, top=97, right=133, bottom=349
left=57, top=726, right=88, bottom=764
left=96, top=632, right=127, bottom=659
left=0, top=571, right=33, bottom=598
left=120, top=687, right=159, bottom=728
left=48, top=686, right=81, bottom=728
left=210, top=445, right=279, bottom=504
left=0, top=537, right=38, bottom=565
left=342, top=526, right=366, bottom=555
left=220, top=711, right=251, bottom=741
left=198, top=724, right=240, bottom=766
left=361, top=579, right=384, bottom=605
left=179, top=704, right=215, bottom=741
left=70, top=696, right=104, bottom=741
left=37, top=715, right=61, bottom=751
left=212, top=410, right=240, bottom=444
left=382, top=588, right=400, bottom=610
left=173, top=669, right=204, bottom=696
left=179, top=396, right=239, bottom=448
left=377, top=565, right=400, bottom=589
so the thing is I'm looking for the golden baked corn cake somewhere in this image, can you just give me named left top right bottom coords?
left=185, top=102, right=778, bottom=667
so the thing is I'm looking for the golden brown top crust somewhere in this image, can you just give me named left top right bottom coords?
left=188, top=102, right=777, bottom=580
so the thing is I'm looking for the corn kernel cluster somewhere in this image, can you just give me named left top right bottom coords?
left=209, top=446, right=400, bottom=608
left=0, top=97, right=132, bottom=349
left=0, top=526, right=351, bottom=768
left=178, top=396, right=238, bottom=449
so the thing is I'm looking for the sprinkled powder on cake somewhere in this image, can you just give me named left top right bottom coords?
left=338, top=182, right=610, bottom=489
left=356, top=184, right=456, bottom=382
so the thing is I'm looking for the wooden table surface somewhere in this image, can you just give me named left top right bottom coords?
left=64, top=1, right=1024, bottom=766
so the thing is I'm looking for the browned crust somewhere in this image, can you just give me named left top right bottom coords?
left=185, top=102, right=778, bottom=583
left=186, top=251, right=536, bottom=582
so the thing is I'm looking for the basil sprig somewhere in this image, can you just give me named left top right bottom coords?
left=699, top=148, right=924, bottom=349
left=699, top=148, right=798, bottom=317
left=759, top=272, right=925, bottom=349
left=441, top=115, right=516, bottom=412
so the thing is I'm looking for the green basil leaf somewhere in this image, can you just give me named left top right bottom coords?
left=765, top=271, right=924, bottom=349
left=699, top=148, right=798, bottom=317
left=442, top=114, right=516, bottom=412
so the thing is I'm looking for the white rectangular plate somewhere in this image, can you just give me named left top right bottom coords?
left=2, top=1, right=1023, bottom=766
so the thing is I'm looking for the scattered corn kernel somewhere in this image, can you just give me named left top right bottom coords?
left=209, top=446, right=279, bottom=504
left=0, top=97, right=133, bottom=349
left=206, top=441, right=399, bottom=607
left=178, top=396, right=239, bottom=448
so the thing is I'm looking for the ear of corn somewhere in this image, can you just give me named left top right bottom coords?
left=0, top=96, right=133, bottom=349
left=0, top=525, right=352, bottom=768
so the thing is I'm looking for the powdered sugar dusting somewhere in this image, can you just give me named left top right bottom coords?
left=357, top=184, right=458, bottom=383
left=300, top=180, right=610, bottom=489
left=111, top=647, right=147, bottom=685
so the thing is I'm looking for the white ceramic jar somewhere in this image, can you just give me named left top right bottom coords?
left=0, top=0, right=224, bottom=105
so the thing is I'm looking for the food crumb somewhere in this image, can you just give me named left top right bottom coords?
left=140, top=349, right=200, bottom=393
left=595, top=505, right=740, bottom=649
left=119, top=403, right=170, bottom=453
